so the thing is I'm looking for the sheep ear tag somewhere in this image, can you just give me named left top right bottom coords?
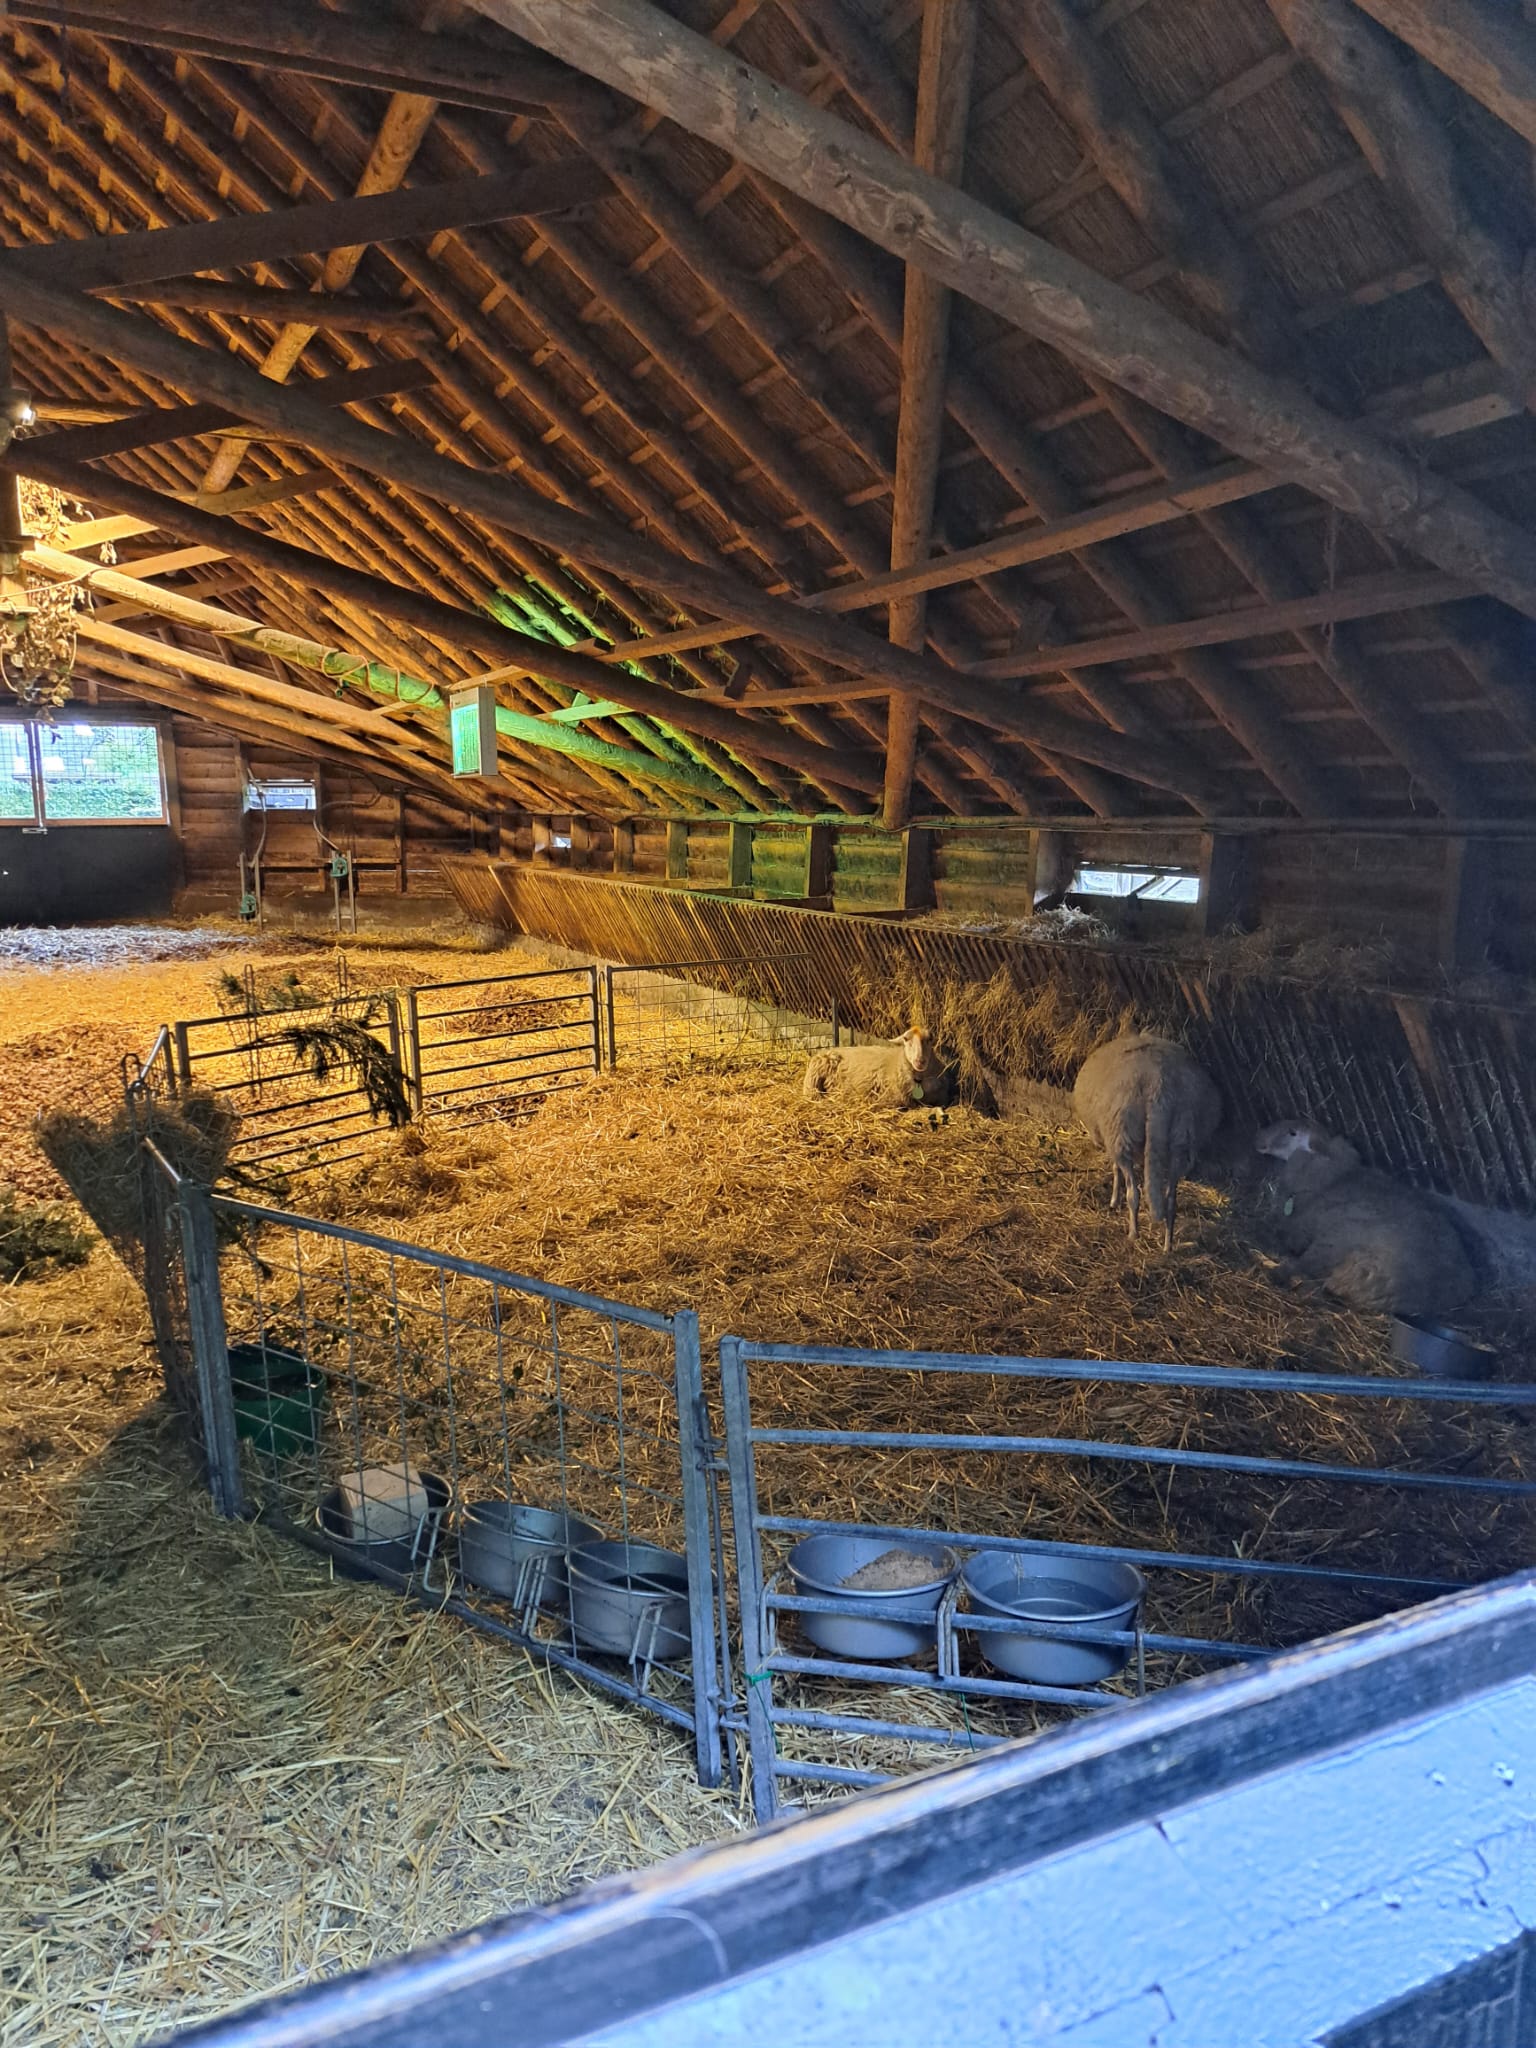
left=911, top=1083, right=924, bottom=1102
left=1283, top=1197, right=1294, bottom=1216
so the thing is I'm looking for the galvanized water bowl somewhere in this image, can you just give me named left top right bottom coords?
left=567, top=1540, right=691, bottom=1663
left=962, top=1551, right=1145, bottom=1685
left=457, top=1501, right=605, bottom=1611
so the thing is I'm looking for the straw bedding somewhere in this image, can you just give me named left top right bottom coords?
left=0, top=1260, right=734, bottom=2048
left=5, top=937, right=1535, bottom=2041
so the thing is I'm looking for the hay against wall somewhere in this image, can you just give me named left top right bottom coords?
left=849, top=961, right=1177, bottom=1096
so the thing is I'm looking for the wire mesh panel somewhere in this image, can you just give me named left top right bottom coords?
left=719, top=1338, right=1536, bottom=1821
left=211, top=1198, right=723, bottom=1784
left=174, top=993, right=407, bottom=1177
left=404, top=966, right=599, bottom=1127
left=603, top=953, right=834, bottom=1074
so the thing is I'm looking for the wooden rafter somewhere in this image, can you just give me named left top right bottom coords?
left=0, top=284, right=1230, bottom=806
left=8, top=0, right=600, bottom=118
left=4, top=160, right=612, bottom=292
left=471, top=0, right=1536, bottom=630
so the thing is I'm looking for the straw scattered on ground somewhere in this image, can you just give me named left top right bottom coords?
left=0, top=1259, right=737, bottom=2048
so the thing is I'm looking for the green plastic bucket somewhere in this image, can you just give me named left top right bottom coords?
left=228, top=1341, right=325, bottom=1460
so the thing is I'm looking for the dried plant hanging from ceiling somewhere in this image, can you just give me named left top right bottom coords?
left=0, top=471, right=108, bottom=710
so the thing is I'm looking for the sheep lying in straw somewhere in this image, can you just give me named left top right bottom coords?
left=1073, top=1032, right=1222, bottom=1249
left=1254, top=1120, right=1475, bottom=1316
left=801, top=1028, right=949, bottom=1111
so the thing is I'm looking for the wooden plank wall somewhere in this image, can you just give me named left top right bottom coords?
left=105, top=696, right=483, bottom=907
left=500, top=809, right=1528, bottom=977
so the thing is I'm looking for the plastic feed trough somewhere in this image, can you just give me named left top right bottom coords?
left=457, top=1502, right=604, bottom=1611
left=962, top=1551, right=1146, bottom=1685
left=316, top=1471, right=449, bottom=1582
left=228, top=1341, right=325, bottom=1461
left=567, top=1541, right=691, bottom=1664
left=786, top=1533, right=957, bottom=1663
left=1389, top=1316, right=1499, bottom=1380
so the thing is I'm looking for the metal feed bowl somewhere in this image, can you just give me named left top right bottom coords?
left=1389, top=1315, right=1498, bottom=1380
left=786, top=1532, right=956, bottom=1663
left=567, top=1540, right=691, bottom=1663
left=962, top=1551, right=1145, bottom=1686
left=316, top=1470, right=449, bottom=1583
left=457, top=1502, right=605, bottom=1610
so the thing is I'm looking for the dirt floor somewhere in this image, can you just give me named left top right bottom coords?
left=4, top=923, right=1535, bottom=2045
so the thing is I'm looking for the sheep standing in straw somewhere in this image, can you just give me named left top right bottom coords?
left=801, top=1028, right=949, bottom=1111
left=1254, top=1120, right=1474, bottom=1315
left=1073, top=1033, right=1222, bottom=1249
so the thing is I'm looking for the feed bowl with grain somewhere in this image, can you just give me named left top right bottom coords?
left=785, top=1533, right=958, bottom=1662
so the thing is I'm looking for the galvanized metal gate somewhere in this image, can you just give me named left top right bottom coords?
left=167, top=1181, right=725, bottom=1784
left=719, top=1335, right=1536, bottom=1821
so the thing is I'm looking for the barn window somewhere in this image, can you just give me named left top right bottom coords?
left=38, top=721, right=166, bottom=823
left=0, top=719, right=36, bottom=821
left=1072, top=862, right=1201, bottom=905
left=0, top=717, right=167, bottom=825
left=245, top=774, right=318, bottom=813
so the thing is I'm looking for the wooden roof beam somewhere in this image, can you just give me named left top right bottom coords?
left=0, top=286, right=1226, bottom=806
left=9, top=449, right=889, bottom=801
left=1000, top=0, right=1473, bottom=812
left=743, top=47, right=1327, bottom=814
left=1340, top=0, right=1536, bottom=154
left=197, top=88, right=441, bottom=496
left=470, top=0, right=1536, bottom=625
left=5, top=159, right=612, bottom=294
left=104, top=282, right=433, bottom=335
left=21, top=358, right=436, bottom=462
left=10, top=0, right=602, bottom=120
left=884, top=0, right=979, bottom=833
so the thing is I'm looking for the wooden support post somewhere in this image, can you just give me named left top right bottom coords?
left=727, top=821, right=754, bottom=892
left=883, top=0, right=978, bottom=834
left=666, top=819, right=690, bottom=886
left=1439, top=836, right=1498, bottom=975
left=569, top=815, right=591, bottom=868
left=1199, top=832, right=1257, bottom=936
left=897, top=827, right=935, bottom=911
left=613, top=820, right=635, bottom=875
left=800, top=824, right=834, bottom=904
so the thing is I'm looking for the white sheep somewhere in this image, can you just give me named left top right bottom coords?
left=1254, top=1120, right=1475, bottom=1316
left=801, top=1027, right=948, bottom=1111
left=1073, top=1032, right=1222, bottom=1249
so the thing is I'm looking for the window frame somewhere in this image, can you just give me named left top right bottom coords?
left=1069, top=860, right=1203, bottom=907
left=0, top=712, right=170, bottom=829
left=244, top=772, right=319, bottom=814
